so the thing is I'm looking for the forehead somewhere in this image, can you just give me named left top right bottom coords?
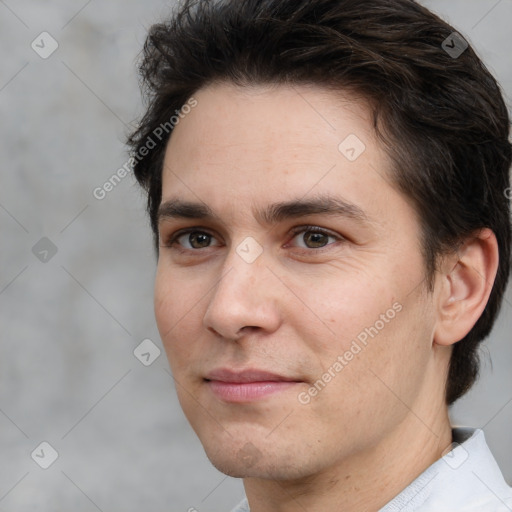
left=161, top=82, right=397, bottom=223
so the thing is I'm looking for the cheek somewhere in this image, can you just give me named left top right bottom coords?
left=154, top=269, right=176, bottom=336
left=287, top=269, right=396, bottom=357
left=290, top=254, right=430, bottom=389
left=301, top=295, right=432, bottom=444
left=330, top=287, right=433, bottom=410
left=154, top=285, right=194, bottom=384
left=154, top=267, right=199, bottom=354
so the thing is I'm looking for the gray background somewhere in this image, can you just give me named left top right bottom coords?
left=0, top=1, right=510, bottom=511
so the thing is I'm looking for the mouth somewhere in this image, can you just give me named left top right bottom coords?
left=204, top=368, right=303, bottom=402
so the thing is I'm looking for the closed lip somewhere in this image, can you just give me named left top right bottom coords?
left=204, top=368, right=301, bottom=383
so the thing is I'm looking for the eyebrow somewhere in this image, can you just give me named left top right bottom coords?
left=157, top=195, right=370, bottom=227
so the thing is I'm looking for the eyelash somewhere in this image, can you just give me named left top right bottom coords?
left=287, top=225, right=343, bottom=249
left=162, top=225, right=344, bottom=252
left=162, top=227, right=217, bottom=250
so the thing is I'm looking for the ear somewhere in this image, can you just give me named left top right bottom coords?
left=433, top=228, right=499, bottom=347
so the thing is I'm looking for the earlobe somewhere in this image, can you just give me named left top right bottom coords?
left=433, top=228, right=499, bottom=347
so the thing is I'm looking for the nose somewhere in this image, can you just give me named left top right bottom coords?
left=202, top=249, right=281, bottom=341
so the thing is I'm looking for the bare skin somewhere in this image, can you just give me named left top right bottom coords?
left=154, top=83, right=498, bottom=511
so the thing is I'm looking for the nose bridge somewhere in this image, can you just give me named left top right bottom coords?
left=203, top=241, right=278, bottom=338
left=212, top=245, right=265, bottom=308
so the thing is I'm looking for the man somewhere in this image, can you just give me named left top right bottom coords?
left=127, top=0, right=512, bottom=510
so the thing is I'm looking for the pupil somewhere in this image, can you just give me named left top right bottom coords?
left=190, top=233, right=210, bottom=248
left=305, top=231, right=328, bottom=248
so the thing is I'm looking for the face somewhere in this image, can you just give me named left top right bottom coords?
left=154, top=83, right=439, bottom=479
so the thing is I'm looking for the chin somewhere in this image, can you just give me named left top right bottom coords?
left=202, top=438, right=313, bottom=480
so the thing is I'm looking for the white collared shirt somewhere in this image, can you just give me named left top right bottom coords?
left=230, top=428, right=512, bottom=512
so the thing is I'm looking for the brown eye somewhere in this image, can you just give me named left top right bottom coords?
left=176, top=231, right=216, bottom=249
left=303, top=231, right=330, bottom=248
left=289, top=227, right=339, bottom=249
left=189, top=232, right=211, bottom=248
